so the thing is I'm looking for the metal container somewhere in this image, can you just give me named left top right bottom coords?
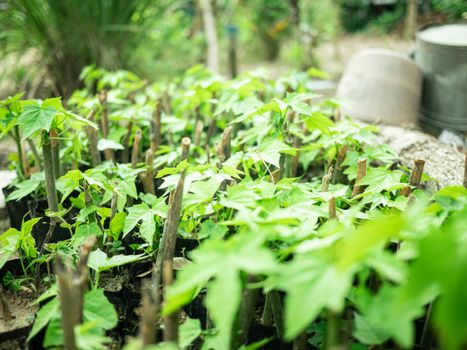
left=337, top=48, right=422, bottom=125
left=415, top=24, right=467, bottom=132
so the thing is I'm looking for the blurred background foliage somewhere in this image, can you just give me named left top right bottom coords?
left=0, top=0, right=465, bottom=98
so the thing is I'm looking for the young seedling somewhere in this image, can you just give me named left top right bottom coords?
left=352, top=159, right=367, bottom=197
left=161, top=172, right=185, bottom=343
left=41, top=130, right=59, bottom=215
left=153, top=137, right=190, bottom=344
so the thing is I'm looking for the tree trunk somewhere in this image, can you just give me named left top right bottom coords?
left=199, top=0, right=220, bottom=73
left=404, top=0, right=418, bottom=40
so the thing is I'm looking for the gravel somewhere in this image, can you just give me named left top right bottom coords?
left=378, top=125, right=465, bottom=189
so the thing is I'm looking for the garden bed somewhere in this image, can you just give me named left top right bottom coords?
left=0, top=66, right=466, bottom=350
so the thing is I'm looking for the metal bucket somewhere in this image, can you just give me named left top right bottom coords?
left=337, top=48, right=422, bottom=126
left=415, top=24, right=467, bottom=132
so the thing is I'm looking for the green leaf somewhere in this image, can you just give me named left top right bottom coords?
left=27, top=297, right=60, bottom=341
left=179, top=317, right=202, bottom=349
left=6, top=178, right=41, bottom=201
left=198, top=220, right=228, bottom=240
left=164, top=233, right=277, bottom=348
left=0, top=228, right=20, bottom=270
left=357, top=167, right=404, bottom=194
left=16, top=104, right=57, bottom=140
left=75, top=322, right=111, bottom=350
left=83, top=289, right=118, bottom=330
left=304, top=112, right=335, bottom=134
left=87, top=248, right=144, bottom=272
left=205, top=266, right=241, bottom=348
left=109, top=212, right=126, bottom=240
left=279, top=256, right=352, bottom=340
left=56, top=170, right=84, bottom=203
left=248, top=139, right=296, bottom=168
left=72, top=223, right=102, bottom=249
left=353, top=313, right=390, bottom=345
left=123, top=203, right=158, bottom=244
left=19, top=217, right=41, bottom=259
left=98, top=139, right=124, bottom=151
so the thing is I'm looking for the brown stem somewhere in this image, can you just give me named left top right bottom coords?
left=41, top=130, right=59, bottom=214
left=409, top=159, right=425, bottom=187
left=230, top=275, right=259, bottom=349
left=181, top=137, right=191, bottom=161
left=56, top=258, right=78, bottom=350
left=332, top=145, right=348, bottom=184
left=131, top=130, right=142, bottom=169
left=110, top=191, right=118, bottom=221
left=139, top=279, right=158, bottom=346
left=329, top=197, right=337, bottom=219
left=142, top=149, right=156, bottom=195
left=322, top=166, right=334, bottom=192
left=98, top=90, right=109, bottom=138
left=151, top=102, right=162, bottom=153
left=221, top=126, right=232, bottom=161
left=352, top=159, right=367, bottom=197
left=290, top=136, right=301, bottom=177
left=83, top=181, right=92, bottom=208
left=163, top=263, right=179, bottom=343
left=159, top=174, right=186, bottom=344
left=194, top=120, right=204, bottom=147
left=75, top=237, right=95, bottom=323
left=400, top=186, right=411, bottom=197
left=21, top=141, right=30, bottom=177
left=86, top=111, right=101, bottom=166
left=122, top=122, right=134, bottom=163
left=205, top=119, right=216, bottom=148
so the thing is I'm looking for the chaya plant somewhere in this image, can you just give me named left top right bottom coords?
left=9, top=97, right=97, bottom=215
